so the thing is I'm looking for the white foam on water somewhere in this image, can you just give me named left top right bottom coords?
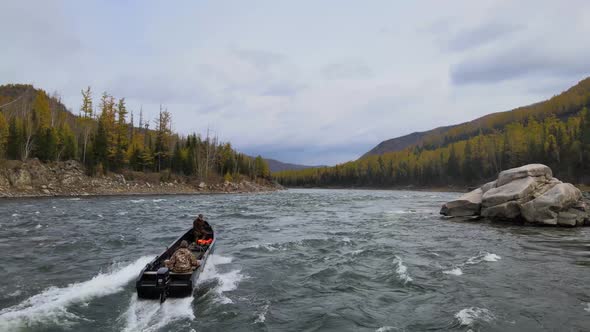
left=483, top=253, right=501, bottom=262
left=443, top=268, right=463, bottom=276
left=11, top=213, right=19, bottom=217
left=121, top=295, right=194, bottom=332
left=342, top=237, right=351, bottom=243
left=152, top=199, right=166, bottom=203
left=35, top=224, right=42, bottom=229
left=7, top=290, right=22, bottom=298
left=252, top=243, right=278, bottom=252
left=254, top=303, right=270, bottom=323
left=0, top=256, right=153, bottom=330
left=68, top=198, right=81, bottom=201
left=130, top=199, right=146, bottom=203
left=376, top=326, right=398, bottom=332
left=197, top=254, right=244, bottom=304
left=584, top=303, right=590, bottom=313
left=351, top=249, right=364, bottom=256
left=117, top=211, right=128, bottom=216
left=466, top=252, right=501, bottom=265
left=209, top=255, right=233, bottom=265
left=35, top=211, right=40, bottom=215
left=455, top=307, right=495, bottom=326
left=393, top=255, right=413, bottom=283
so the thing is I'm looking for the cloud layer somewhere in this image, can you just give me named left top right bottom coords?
left=1, top=1, right=590, bottom=165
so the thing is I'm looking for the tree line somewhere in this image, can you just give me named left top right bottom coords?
left=0, top=84, right=270, bottom=181
left=274, top=109, right=590, bottom=187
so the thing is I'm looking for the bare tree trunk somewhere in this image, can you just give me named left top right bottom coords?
left=205, top=127, right=210, bottom=180
left=82, top=127, right=90, bottom=164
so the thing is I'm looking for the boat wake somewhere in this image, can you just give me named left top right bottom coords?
left=0, top=256, right=153, bottom=330
left=120, top=254, right=241, bottom=331
left=198, top=254, right=244, bottom=304
left=121, top=295, right=194, bottom=332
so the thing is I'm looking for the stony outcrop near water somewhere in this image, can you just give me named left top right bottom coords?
left=0, top=159, right=281, bottom=198
left=440, top=164, right=589, bottom=226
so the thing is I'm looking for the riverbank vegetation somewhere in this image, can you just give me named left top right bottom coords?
left=0, top=84, right=270, bottom=182
left=275, top=78, right=590, bottom=187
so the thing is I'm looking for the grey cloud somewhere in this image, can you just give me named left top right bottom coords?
left=261, top=81, right=306, bottom=97
left=451, top=46, right=590, bottom=85
left=232, top=48, right=285, bottom=70
left=446, top=22, right=522, bottom=52
left=2, top=2, right=81, bottom=58
left=321, top=62, right=373, bottom=80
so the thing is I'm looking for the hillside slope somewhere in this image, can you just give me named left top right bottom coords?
left=0, top=83, right=272, bottom=182
left=265, top=158, right=323, bottom=173
left=363, top=77, right=590, bottom=157
left=274, top=76, right=590, bottom=187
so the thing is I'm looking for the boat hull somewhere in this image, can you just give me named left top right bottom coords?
left=135, top=228, right=215, bottom=301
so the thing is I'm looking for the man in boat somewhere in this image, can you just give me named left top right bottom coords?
left=165, top=240, right=200, bottom=273
left=193, top=214, right=213, bottom=245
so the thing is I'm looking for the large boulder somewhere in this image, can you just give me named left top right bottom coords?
left=496, top=164, right=552, bottom=187
left=482, top=176, right=540, bottom=208
left=440, top=188, right=482, bottom=217
left=441, top=164, right=589, bottom=227
left=520, top=183, right=583, bottom=225
left=481, top=201, right=521, bottom=219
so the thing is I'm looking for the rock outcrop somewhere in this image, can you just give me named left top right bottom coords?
left=440, top=164, right=589, bottom=227
left=0, top=159, right=282, bottom=198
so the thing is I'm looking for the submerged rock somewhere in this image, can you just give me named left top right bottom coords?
left=441, top=164, right=589, bottom=227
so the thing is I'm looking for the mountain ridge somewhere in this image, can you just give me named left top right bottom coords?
left=362, top=77, right=590, bottom=157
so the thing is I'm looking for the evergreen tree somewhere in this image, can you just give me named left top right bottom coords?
left=7, top=117, right=23, bottom=160
left=0, top=112, right=8, bottom=157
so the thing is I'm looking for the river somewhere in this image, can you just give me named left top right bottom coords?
left=0, top=189, right=589, bottom=331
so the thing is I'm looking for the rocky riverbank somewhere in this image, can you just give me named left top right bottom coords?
left=0, top=159, right=282, bottom=198
left=441, top=164, right=590, bottom=227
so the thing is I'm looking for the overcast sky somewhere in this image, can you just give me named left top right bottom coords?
left=2, top=0, right=590, bottom=165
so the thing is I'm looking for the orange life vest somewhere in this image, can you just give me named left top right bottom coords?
left=197, top=238, right=213, bottom=245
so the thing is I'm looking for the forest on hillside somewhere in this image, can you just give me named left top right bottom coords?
left=274, top=79, right=590, bottom=187
left=0, top=84, right=270, bottom=181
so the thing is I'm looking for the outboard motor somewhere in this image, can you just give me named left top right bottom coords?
left=156, top=267, right=170, bottom=303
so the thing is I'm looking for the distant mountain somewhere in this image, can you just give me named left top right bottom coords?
left=363, top=77, right=590, bottom=157
left=362, top=128, right=450, bottom=158
left=265, top=158, right=323, bottom=173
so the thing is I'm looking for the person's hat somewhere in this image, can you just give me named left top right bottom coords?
left=180, top=240, right=189, bottom=248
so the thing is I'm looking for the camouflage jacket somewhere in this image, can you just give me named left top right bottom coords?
left=168, top=248, right=198, bottom=273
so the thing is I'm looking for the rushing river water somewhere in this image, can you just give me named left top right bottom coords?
left=0, top=189, right=589, bottom=331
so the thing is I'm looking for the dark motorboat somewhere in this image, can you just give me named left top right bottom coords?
left=135, top=227, right=215, bottom=303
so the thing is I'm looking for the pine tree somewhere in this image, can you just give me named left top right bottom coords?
left=446, top=143, right=460, bottom=180
left=79, top=87, right=94, bottom=164
left=0, top=112, right=8, bottom=157
left=7, top=117, right=23, bottom=160
left=113, top=98, right=129, bottom=169
left=154, top=107, right=172, bottom=172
